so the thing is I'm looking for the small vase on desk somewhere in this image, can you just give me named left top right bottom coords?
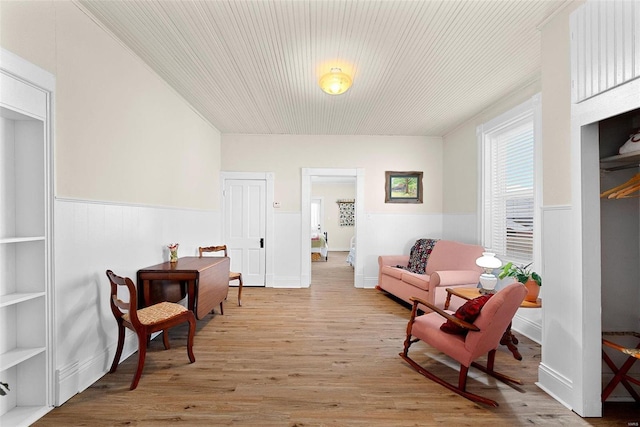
left=168, top=243, right=179, bottom=263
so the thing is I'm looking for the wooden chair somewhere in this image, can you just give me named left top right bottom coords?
left=106, top=270, right=196, bottom=390
left=199, top=245, right=243, bottom=306
left=400, top=282, right=527, bottom=407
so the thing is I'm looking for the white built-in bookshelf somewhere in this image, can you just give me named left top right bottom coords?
left=0, top=48, right=54, bottom=427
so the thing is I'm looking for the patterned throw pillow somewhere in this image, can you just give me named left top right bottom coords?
left=440, top=294, right=493, bottom=335
left=405, top=238, right=438, bottom=274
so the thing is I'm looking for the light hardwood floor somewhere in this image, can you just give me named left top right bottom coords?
left=36, top=252, right=637, bottom=426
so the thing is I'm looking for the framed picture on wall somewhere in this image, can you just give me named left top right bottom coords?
left=385, top=171, right=423, bottom=203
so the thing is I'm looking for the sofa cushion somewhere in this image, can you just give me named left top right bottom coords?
left=406, top=238, right=438, bottom=274
left=401, top=271, right=430, bottom=291
left=440, top=294, right=493, bottom=335
left=381, top=265, right=404, bottom=279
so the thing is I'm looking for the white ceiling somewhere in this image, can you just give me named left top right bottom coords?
left=76, top=0, right=568, bottom=137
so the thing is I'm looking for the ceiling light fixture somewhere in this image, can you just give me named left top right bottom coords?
left=319, top=68, right=352, bottom=95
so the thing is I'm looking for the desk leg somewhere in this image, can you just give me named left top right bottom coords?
left=444, top=292, right=452, bottom=310
left=499, top=322, right=522, bottom=361
left=187, top=280, right=196, bottom=313
left=142, top=279, right=151, bottom=308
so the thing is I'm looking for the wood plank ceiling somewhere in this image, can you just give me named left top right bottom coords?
left=76, top=0, right=568, bottom=136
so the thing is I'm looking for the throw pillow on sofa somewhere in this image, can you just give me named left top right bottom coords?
left=404, top=238, right=438, bottom=274
left=440, top=294, right=493, bottom=335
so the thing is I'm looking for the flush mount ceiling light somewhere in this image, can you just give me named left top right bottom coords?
left=319, top=68, right=352, bottom=95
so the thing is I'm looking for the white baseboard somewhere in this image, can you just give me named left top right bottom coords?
left=363, top=276, right=378, bottom=289
left=511, top=312, right=542, bottom=344
left=537, top=362, right=574, bottom=411
left=55, top=333, right=138, bottom=406
left=271, top=276, right=304, bottom=288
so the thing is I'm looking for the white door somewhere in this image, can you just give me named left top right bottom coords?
left=310, top=197, right=324, bottom=232
left=224, top=179, right=266, bottom=286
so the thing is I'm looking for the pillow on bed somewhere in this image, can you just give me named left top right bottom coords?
left=440, top=294, right=493, bottom=335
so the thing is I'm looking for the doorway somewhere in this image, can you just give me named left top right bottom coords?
left=301, top=168, right=364, bottom=288
left=571, top=79, right=640, bottom=416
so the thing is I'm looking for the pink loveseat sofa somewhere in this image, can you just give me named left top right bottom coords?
left=377, top=240, right=484, bottom=312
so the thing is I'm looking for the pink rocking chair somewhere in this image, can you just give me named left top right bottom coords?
left=400, top=282, right=527, bottom=406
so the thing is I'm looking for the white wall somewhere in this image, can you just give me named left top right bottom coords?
left=1, top=1, right=224, bottom=405
left=536, top=0, right=587, bottom=414
left=222, top=134, right=445, bottom=287
left=441, top=80, right=543, bottom=342
left=1, top=1, right=221, bottom=210
left=54, top=199, right=220, bottom=403
left=222, top=134, right=443, bottom=212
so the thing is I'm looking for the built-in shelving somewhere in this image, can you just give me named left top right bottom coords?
left=0, top=291, right=46, bottom=307
left=0, top=236, right=45, bottom=244
left=1, top=48, right=54, bottom=427
left=600, top=151, right=640, bottom=171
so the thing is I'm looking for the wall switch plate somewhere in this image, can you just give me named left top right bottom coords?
left=273, top=201, right=281, bottom=208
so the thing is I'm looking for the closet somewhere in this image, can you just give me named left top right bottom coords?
left=599, top=110, right=640, bottom=402
left=567, top=0, right=640, bottom=415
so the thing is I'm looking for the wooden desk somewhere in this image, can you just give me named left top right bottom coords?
left=137, top=256, right=230, bottom=320
left=444, top=286, right=541, bottom=361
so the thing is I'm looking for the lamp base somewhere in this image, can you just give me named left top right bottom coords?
left=479, top=287, right=497, bottom=295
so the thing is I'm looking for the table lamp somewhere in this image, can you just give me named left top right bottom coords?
left=476, top=252, right=502, bottom=294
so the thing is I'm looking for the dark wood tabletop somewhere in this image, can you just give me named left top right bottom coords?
left=137, top=256, right=230, bottom=320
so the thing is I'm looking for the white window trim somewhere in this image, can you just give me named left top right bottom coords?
left=477, top=93, right=542, bottom=270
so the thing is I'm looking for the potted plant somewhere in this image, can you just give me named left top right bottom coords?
left=498, top=262, right=541, bottom=302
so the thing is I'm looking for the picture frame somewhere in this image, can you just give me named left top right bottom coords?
left=385, top=171, right=423, bottom=203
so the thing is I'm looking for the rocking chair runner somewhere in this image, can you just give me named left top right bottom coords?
left=400, top=282, right=527, bottom=407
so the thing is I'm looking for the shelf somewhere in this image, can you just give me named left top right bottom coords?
left=600, top=152, right=640, bottom=171
left=0, top=291, right=45, bottom=308
left=0, top=347, right=46, bottom=370
left=0, top=405, right=52, bottom=427
left=0, top=236, right=45, bottom=244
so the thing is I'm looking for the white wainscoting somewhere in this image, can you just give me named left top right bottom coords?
left=53, top=198, right=221, bottom=405
left=272, top=211, right=443, bottom=289
left=361, top=213, right=444, bottom=288
left=537, top=205, right=574, bottom=410
left=273, top=211, right=302, bottom=287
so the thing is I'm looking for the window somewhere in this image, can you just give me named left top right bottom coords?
left=478, top=95, right=540, bottom=266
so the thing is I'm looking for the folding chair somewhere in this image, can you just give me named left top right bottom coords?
left=601, top=331, right=640, bottom=402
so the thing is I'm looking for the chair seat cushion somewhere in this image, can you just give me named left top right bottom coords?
left=124, top=301, right=188, bottom=326
left=440, top=294, right=493, bottom=335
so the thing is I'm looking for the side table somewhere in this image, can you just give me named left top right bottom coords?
left=444, top=286, right=541, bottom=360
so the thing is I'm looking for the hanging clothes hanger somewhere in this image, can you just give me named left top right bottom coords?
left=601, top=173, right=640, bottom=198
left=611, top=181, right=640, bottom=199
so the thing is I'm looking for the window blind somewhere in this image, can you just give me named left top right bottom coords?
left=486, top=117, right=534, bottom=264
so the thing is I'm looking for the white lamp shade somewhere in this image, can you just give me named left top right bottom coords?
left=476, top=252, right=501, bottom=293
left=475, top=252, right=502, bottom=270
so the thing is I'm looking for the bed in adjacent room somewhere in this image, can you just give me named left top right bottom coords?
left=346, top=235, right=355, bottom=267
left=311, top=231, right=328, bottom=261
